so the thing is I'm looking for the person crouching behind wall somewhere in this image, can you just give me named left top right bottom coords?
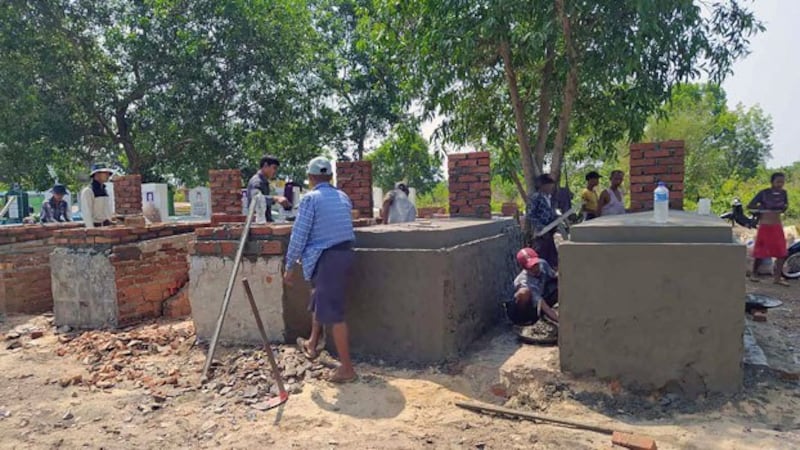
left=284, top=157, right=358, bottom=383
left=80, top=163, right=115, bottom=228
left=504, top=248, right=559, bottom=326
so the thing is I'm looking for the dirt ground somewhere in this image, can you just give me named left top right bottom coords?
left=2, top=279, right=799, bottom=450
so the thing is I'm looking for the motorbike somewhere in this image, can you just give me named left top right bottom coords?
left=720, top=197, right=759, bottom=228
left=720, top=198, right=800, bottom=279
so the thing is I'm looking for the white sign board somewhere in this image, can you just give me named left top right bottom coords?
left=189, top=186, right=211, bottom=218
left=142, top=183, right=168, bottom=219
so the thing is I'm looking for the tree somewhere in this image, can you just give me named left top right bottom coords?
left=370, top=0, right=763, bottom=197
left=312, top=0, right=406, bottom=160
left=366, top=125, right=442, bottom=194
left=0, top=0, right=322, bottom=186
left=645, top=83, right=772, bottom=203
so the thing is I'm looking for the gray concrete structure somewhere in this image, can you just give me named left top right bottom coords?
left=187, top=218, right=522, bottom=364
left=52, top=247, right=119, bottom=328
left=189, top=255, right=288, bottom=344
left=559, top=211, right=744, bottom=394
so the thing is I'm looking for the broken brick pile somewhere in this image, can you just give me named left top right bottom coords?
left=629, top=141, right=685, bottom=211
left=448, top=151, right=491, bottom=219
left=336, top=160, right=373, bottom=218
left=113, top=175, right=143, bottom=216
left=209, top=169, right=244, bottom=223
left=0, top=223, right=83, bottom=315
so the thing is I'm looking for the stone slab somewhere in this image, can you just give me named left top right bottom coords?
left=189, top=255, right=286, bottom=344
left=559, top=242, right=744, bottom=394
left=52, top=247, right=119, bottom=328
left=571, top=211, right=733, bottom=243
left=353, top=218, right=515, bottom=250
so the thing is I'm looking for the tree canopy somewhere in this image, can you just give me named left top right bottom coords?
left=366, top=125, right=442, bottom=194
left=369, top=0, right=763, bottom=196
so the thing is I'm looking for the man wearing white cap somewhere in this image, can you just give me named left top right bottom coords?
left=80, top=163, right=115, bottom=228
left=284, top=157, right=358, bottom=383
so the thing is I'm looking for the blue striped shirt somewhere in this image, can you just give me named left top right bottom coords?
left=285, top=182, right=355, bottom=280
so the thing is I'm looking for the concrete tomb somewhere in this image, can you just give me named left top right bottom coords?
left=559, top=211, right=744, bottom=394
left=188, top=218, right=521, bottom=364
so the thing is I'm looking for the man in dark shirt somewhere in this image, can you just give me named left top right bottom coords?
left=748, top=172, right=790, bottom=286
left=246, top=155, right=291, bottom=222
left=527, top=174, right=559, bottom=269
left=40, top=184, right=71, bottom=223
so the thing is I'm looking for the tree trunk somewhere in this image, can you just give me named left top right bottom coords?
left=550, top=0, right=579, bottom=184
left=499, top=40, right=539, bottom=198
left=533, top=41, right=555, bottom=169
left=115, top=108, right=140, bottom=174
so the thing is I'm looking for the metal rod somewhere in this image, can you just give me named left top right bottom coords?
left=201, top=193, right=260, bottom=380
left=241, top=278, right=287, bottom=396
left=455, top=401, right=615, bottom=435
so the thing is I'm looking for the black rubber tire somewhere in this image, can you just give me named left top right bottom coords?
left=782, top=252, right=800, bottom=279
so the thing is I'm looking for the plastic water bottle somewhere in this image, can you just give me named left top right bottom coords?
left=254, top=194, right=267, bottom=225
left=653, top=182, right=669, bottom=223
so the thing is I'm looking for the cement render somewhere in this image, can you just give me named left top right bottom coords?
left=51, top=247, right=119, bottom=329
left=571, top=211, right=733, bottom=243
left=189, top=255, right=286, bottom=345
left=559, top=242, right=744, bottom=394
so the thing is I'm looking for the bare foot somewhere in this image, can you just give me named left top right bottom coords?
left=327, top=367, right=358, bottom=384
left=774, top=279, right=790, bottom=287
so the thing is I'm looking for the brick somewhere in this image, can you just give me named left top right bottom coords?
left=467, top=151, right=491, bottom=160
left=631, top=158, right=655, bottom=167
left=611, top=431, right=657, bottom=450
left=194, top=242, right=219, bottom=255
left=447, top=153, right=469, bottom=160
left=751, top=311, right=767, bottom=322
left=259, top=241, right=283, bottom=255
left=472, top=165, right=491, bottom=174
left=630, top=142, right=656, bottom=151
left=643, top=149, right=672, bottom=158
left=272, top=225, right=293, bottom=236
left=456, top=159, right=477, bottom=167
left=630, top=175, right=655, bottom=184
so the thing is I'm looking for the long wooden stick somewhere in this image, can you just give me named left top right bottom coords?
left=455, top=401, right=615, bottom=435
left=201, top=194, right=259, bottom=380
left=241, top=278, right=287, bottom=396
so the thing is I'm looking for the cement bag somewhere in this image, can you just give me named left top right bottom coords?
left=745, top=239, right=773, bottom=275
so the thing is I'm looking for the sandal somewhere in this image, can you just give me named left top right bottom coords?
left=774, top=279, right=790, bottom=287
left=748, top=276, right=761, bottom=283
left=296, top=337, right=319, bottom=360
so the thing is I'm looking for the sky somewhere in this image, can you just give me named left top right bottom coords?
left=422, top=0, right=799, bottom=168
left=722, top=0, right=799, bottom=168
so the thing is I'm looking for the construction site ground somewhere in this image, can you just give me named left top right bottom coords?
left=1, top=278, right=799, bottom=450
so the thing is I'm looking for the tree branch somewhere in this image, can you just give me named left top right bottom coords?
left=550, top=0, right=579, bottom=183
left=533, top=39, right=556, bottom=169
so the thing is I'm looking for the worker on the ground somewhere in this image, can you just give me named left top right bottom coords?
left=246, top=155, right=291, bottom=222
left=748, top=172, right=790, bottom=286
left=284, top=156, right=358, bottom=383
left=526, top=174, right=559, bottom=269
left=504, top=248, right=558, bottom=326
left=598, top=170, right=626, bottom=216
left=381, top=181, right=417, bottom=224
left=80, top=164, right=115, bottom=228
left=40, top=184, right=71, bottom=223
left=580, top=171, right=601, bottom=220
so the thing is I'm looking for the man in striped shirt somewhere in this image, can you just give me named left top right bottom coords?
left=284, top=156, right=357, bottom=383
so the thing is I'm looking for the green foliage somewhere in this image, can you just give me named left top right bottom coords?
left=416, top=182, right=448, bottom=209
left=370, top=0, right=763, bottom=195
left=366, top=125, right=442, bottom=194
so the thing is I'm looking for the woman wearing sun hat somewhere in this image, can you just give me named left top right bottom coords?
left=80, top=163, right=115, bottom=228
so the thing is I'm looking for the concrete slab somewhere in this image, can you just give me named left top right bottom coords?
left=559, top=242, right=744, bottom=394
left=571, top=211, right=733, bottom=243
left=189, top=255, right=286, bottom=345
left=52, top=247, right=118, bottom=328
left=354, top=218, right=515, bottom=249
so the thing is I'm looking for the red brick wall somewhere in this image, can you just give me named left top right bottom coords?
left=113, top=175, right=143, bottom=216
left=0, top=223, right=82, bottom=314
left=209, top=169, right=243, bottom=217
left=336, top=161, right=373, bottom=218
left=52, top=223, right=206, bottom=247
left=629, top=141, right=685, bottom=211
left=111, top=234, right=192, bottom=325
left=448, top=151, right=491, bottom=219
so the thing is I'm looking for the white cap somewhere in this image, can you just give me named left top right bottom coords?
left=307, top=157, right=332, bottom=175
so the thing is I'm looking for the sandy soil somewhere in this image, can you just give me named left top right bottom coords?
left=1, top=279, right=799, bottom=450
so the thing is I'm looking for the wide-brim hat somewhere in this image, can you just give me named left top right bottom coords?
left=52, top=184, right=67, bottom=195
left=90, top=163, right=115, bottom=177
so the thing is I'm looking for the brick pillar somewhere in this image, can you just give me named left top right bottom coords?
left=209, top=169, right=244, bottom=221
left=629, top=140, right=685, bottom=211
left=448, top=151, right=491, bottom=219
left=113, top=175, right=142, bottom=216
left=336, top=161, right=373, bottom=218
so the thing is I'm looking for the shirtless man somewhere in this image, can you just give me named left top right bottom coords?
left=748, top=172, right=790, bottom=286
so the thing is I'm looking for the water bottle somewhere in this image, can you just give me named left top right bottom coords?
left=653, top=182, right=669, bottom=223
left=254, top=193, right=267, bottom=225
